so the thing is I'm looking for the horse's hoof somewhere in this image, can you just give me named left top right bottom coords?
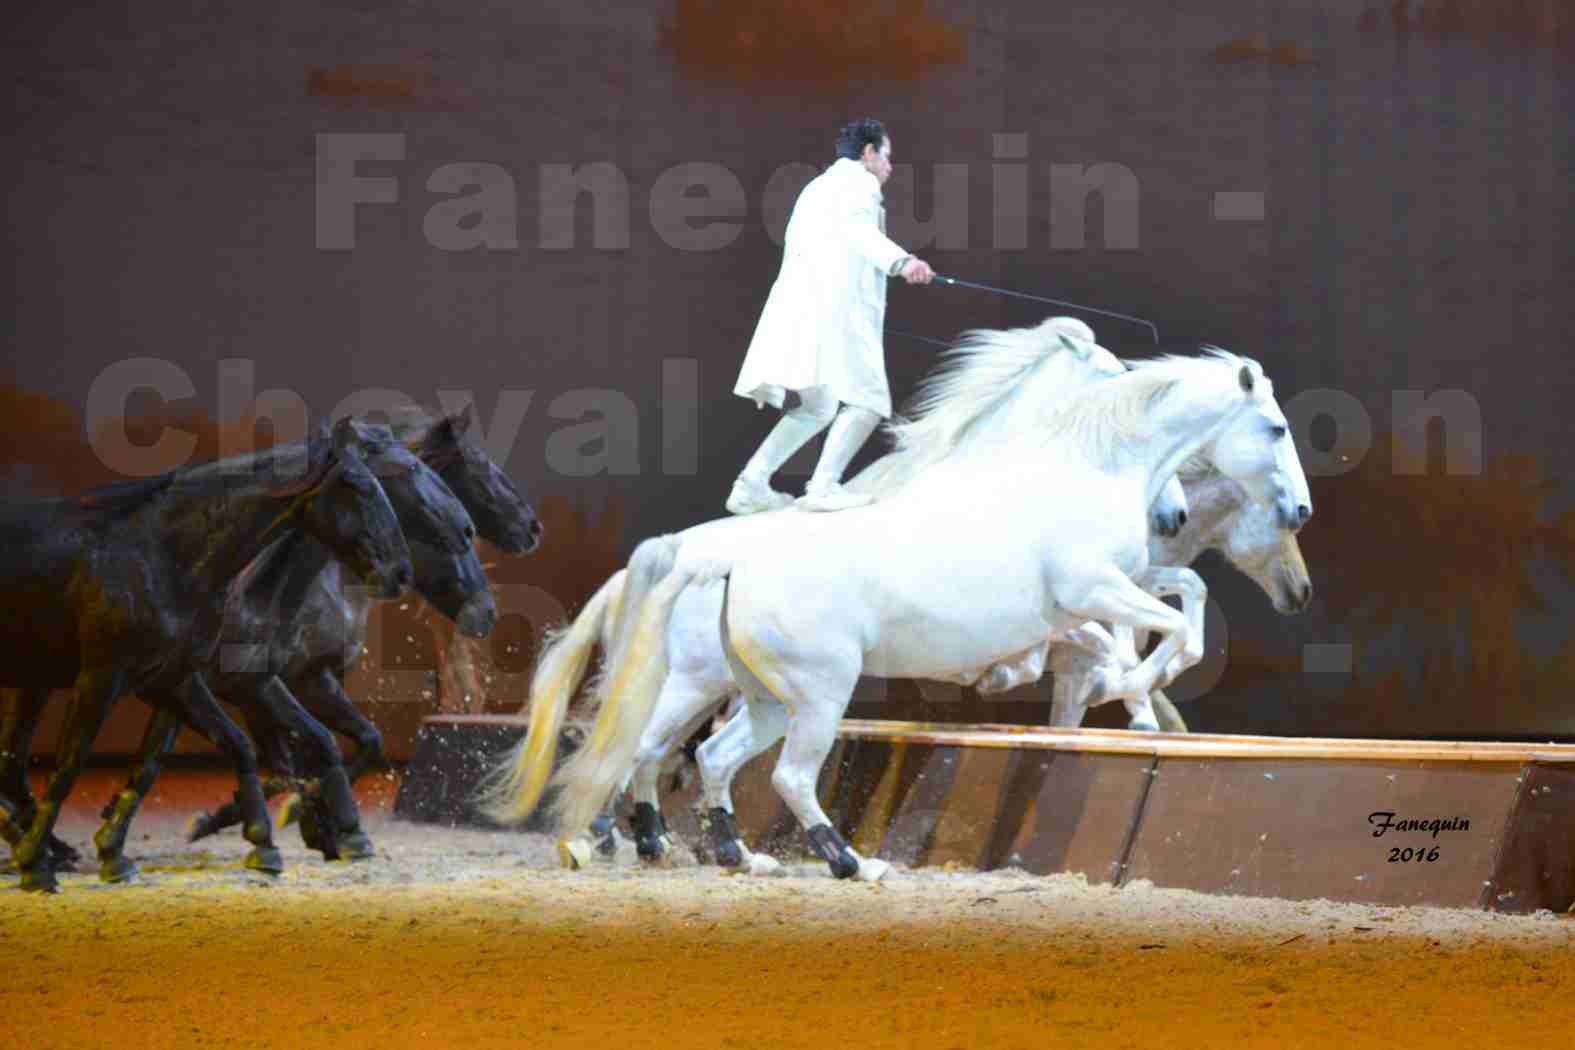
left=557, top=838, right=593, bottom=871
left=637, top=833, right=680, bottom=866
left=337, top=831, right=375, bottom=862
left=854, top=857, right=890, bottom=883
left=746, top=852, right=783, bottom=877
left=99, top=855, right=141, bottom=884
left=19, top=866, right=60, bottom=894
left=185, top=813, right=216, bottom=843
left=715, top=837, right=745, bottom=869
left=47, top=836, right=83, bottom=868
left=1129, top=718, right=1160, bottom=733
left=277, top=793, right=303, bottom=829
left=244, top=847, right=284, bottom=875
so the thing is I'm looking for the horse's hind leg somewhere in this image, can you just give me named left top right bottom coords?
left=92, top=705, right=181, bottom=882
left=15, top=668, right=127, bottom=893
left=727, top=640, right=873, bottom=881
left=695, top=694, right=787, bottom=872
left=627, top=673, right=727, bottom=864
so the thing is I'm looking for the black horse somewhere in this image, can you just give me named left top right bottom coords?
left=0, top=419, right=412, bottom=892
left=185, top=406, right=542, bottom=851
left=85, top=418, right=496, bottom=878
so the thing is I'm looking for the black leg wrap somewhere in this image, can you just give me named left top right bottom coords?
left=631, top=802, right=668, bottom=861
left=807, top=824, right=859, bottom=879
left=589, top=813, right=618, bottom=857
left=318, top=766, right=361, bottom=835
left=704, top=807, right=745, bottom=868
left=299, top=798, right=338, bottom=858
left=235, top=779, right=271, bottom=849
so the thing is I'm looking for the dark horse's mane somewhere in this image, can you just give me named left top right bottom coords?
left=63, top=435, right=339, bottom=524
left=67, top=474, right=179, bottom=520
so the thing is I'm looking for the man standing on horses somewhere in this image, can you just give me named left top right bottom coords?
left=728, top=118, right=935, bottom=514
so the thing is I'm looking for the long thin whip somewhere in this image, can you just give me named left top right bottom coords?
left=931, top=274, right=1160, bottom=345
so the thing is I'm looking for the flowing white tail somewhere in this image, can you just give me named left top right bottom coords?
left=478, top=535, right=727, bottom=837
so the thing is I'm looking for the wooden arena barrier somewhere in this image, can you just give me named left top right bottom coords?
left=395, top=715, right=1575, bottom=913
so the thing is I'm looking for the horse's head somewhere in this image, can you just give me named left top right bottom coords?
left=411, top=537, right=498, bottom=638
left=1150, top=474, right=1189, bottom=537
left=332, top=417, right=477, bottom=558
left=1198, top=357, right=1312, bottom=534
left=296, top=437, right=412, bottom=599
left=414, top=406, right=542, bottom=554
left=1196, top=473, right=1313, bottom=614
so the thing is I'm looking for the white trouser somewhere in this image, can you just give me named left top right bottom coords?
left=737, top=387, right=838, bottom=484
left=807, top=405, right=881, bottom=493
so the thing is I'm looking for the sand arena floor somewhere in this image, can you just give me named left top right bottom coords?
left=1, top=769, right=1572, bottom=1049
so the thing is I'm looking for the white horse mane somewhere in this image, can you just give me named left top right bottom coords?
left=1033, top=348, right=1267, bottom=469
left=882, top=316, right=1112, bottom=465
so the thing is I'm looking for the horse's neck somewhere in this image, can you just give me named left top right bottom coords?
left=303, top=559, right=371, bottom=649
left=154, top=477, right=305, bottom=596
left=1156, top=473, right=1244, bottom=564
left=1128, top=393, right=1246, bottom=512
left=249, top=533, right=337, bottom=617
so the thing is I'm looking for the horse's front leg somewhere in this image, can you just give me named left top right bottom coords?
left=92, top=704, right=182, bottom=883
left=186, top=706, right=301, bottom=843
left=1101, top=624, right=1159, bottom=732
left=1148, top=688, right=1189, bottom=733
left=243, top=675, right=372, bottom=861
left=15, top=667, right=127, bottom=893
left=170, top=673, right=284, bottom=876
left=1133, top=567, right=1207, bottom=686
left=1055, top=572, right=1191, bottom=706
left=0, top=686, right=80, bottom=870
left=293, top=667, right=384, bottom=783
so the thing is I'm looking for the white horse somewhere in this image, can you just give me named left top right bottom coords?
left=579, top=394, right=1315, bottom=869
left=479, top=318, right=1188, bottom=826
left=487, top=351, right=1311, bottom=881
left=603, top=457, right=1314, bottom=870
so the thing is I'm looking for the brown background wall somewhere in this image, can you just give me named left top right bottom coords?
left=5, top=1, right=1575, bottom=755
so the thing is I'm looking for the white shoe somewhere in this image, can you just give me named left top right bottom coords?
left=796, top=482, right=874, bottom=513
left=726, top=476, right=793, bottom=515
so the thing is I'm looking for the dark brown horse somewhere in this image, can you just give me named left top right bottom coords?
left=0, top=419, right=412, bottom=893
left=88, top=417, right=498, bottom=877
left=185, top=407, right=542, bottom=855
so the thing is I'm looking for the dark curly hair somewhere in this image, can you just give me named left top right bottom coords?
left=835, top=118, right=887, bottom=161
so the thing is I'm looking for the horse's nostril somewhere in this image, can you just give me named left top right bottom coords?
left=394, top=564, right=412, bottom=589
left=1177, top=510, right=1187, bottom=527
left=1300, top=582, right=1312, bottom=606
left=1296, top=503, right=1312, bottom=525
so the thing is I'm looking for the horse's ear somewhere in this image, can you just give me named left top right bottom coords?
left=331, top=415, right=367, bottom=450
left=1238, top=364, right=1254, bottom=394
left=449, top=403, right=475, bottom=435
